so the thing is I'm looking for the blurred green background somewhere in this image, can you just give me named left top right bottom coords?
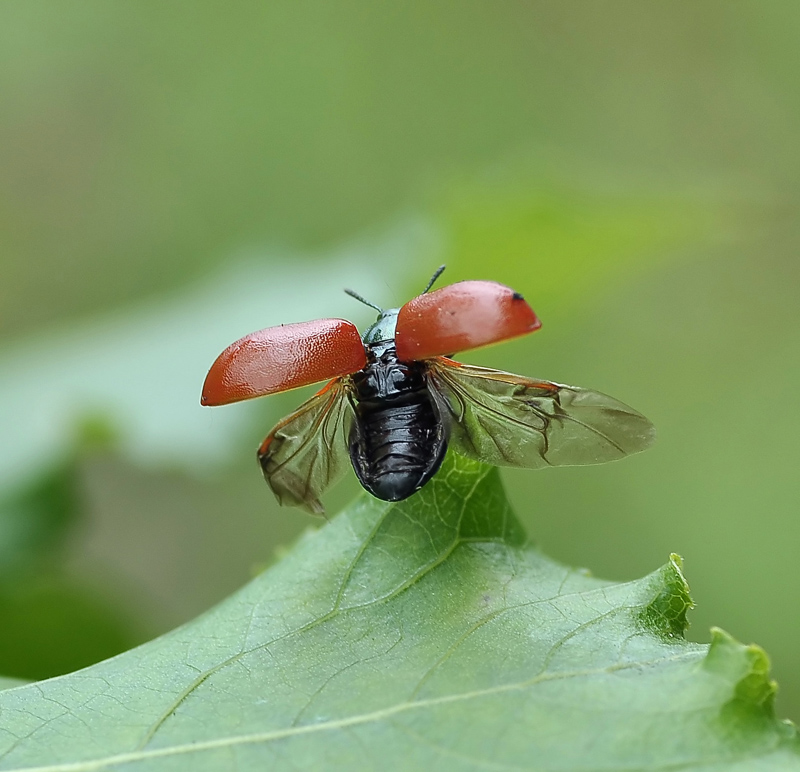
left=1, top=1, right=798, bottom=721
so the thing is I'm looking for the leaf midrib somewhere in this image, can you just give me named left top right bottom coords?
left=138, top=467, right=490, bottom=747
left=3, top=651, right=703, bottom=772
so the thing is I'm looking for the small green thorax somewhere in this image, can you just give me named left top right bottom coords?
left=362, top=308, right=400, bottom=345
left=345, top=264, right=446, bottom=346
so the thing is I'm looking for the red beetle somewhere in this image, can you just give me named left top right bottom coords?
left=202, top=267, right=654, bottom=513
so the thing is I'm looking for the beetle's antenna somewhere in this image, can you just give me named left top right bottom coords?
left=422, top=264, right=446, bottom=294
left=344, top=288, right=383, bottom=313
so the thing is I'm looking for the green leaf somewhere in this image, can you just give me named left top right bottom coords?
left=0, top=432, right=143, bottom=681
left=0, top=455, right=796, bottom=771
left=0, top=573, right=141, bottom=683
left=0, top=462, right=82, bottom=577
left=0, top=415, right=116, bottom=577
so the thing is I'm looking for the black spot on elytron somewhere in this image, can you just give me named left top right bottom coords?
left=512, top=292, right=525, bottom=301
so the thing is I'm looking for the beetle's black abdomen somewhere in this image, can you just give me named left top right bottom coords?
left=350, top=400, right=446, bottom=501
left=349, top=343, right=447, bottom=502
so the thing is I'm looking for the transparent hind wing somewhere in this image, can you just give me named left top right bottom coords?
left=427, top=359, right=655, bottom=469
left=257, top=379, right=355, bottom=514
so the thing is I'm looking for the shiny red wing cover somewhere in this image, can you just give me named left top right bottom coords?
left=201, top=319, right=366, bottom=406
left=395, top=280, right=541, bottom=361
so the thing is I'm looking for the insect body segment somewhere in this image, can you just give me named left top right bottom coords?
left=202, top=269, right=655, bottom=513
left=349, top=340, right=447, bottom=503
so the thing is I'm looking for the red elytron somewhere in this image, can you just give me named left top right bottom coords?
left=201, top=319, right=366, bottom=406
left=202, top=268, right=654, bottom=514
left=395, top=281, right=540, bottom=361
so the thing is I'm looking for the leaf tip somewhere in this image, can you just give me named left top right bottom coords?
left=704, top=627, right=780, bottom=723
left=637, top=553, right=693, bottom=640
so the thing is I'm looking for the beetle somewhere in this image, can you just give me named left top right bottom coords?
left=201, top=267, right=655, bottom=514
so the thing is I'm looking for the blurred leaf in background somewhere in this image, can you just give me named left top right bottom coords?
left=0, top=458, right=80, bottom=578
left=0, top=422, right=142, bottom=680
left=0, top=0, right=798, bottom=723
